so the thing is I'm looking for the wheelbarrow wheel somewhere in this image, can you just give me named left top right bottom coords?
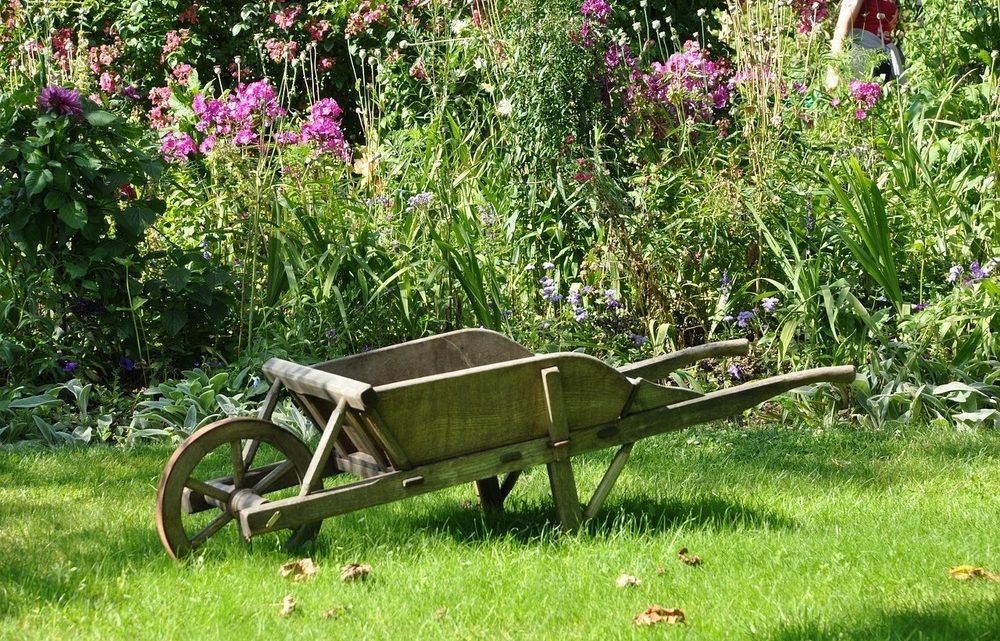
left=156, top=417, right=321, bottom=559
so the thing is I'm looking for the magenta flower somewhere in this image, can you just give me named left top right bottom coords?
left=37, top=86, right=82, bottom=116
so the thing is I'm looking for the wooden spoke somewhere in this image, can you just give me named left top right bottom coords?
left=184, top=477, right=230, bottom=504
left=189, top=512, right=233, bottom=548
left=156, top=417, right=322, bottom=559
left=242, top=439, right=261, bottom=470
left=230, top=440, right=245, bottom=488
left=252, top=460, right=296, bottom=495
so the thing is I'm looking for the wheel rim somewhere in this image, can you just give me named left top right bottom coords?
left=156, top=417, right=320, bottom=559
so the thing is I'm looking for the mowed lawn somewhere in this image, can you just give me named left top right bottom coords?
left=1, top=423, right=998, bottom=640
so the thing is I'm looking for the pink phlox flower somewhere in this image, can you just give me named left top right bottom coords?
left=161, top=131, right=196, bottom=162
left=271, top=5, right=302, bottom=29
left=580, top=0, right=612, bottom=23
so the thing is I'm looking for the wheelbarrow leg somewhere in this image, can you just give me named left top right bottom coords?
left=474, top=477, right=504, bottom=510
left=542, top=367, right=583, bottom=531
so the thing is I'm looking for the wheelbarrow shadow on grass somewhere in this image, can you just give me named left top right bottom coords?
left=364, top=488, right=797, bottom=547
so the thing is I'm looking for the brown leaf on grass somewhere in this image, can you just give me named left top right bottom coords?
left=340, top=562, right=372, bottom=583
left=678, top=547, right=702, bottom=566
left=616, top=573, right=641, bottom=588
left=280, top=558, right=320, bottom=582
left=949, top=565, right=1000, bottom=582
left=655, top=566, right=666, bottom=575
left=321, top=606, right=347, bottom=620
left=633, top=605, right=685, bottom=626
left=278, top=595, right=297, bottom=617
left=434, top=607, right=448, bottom=620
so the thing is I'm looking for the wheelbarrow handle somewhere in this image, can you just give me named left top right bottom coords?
left=617, top=339, right=750, bottom=381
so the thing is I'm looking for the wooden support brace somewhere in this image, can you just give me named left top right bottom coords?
left=474, top=477, right=504, bottom=511
left=541, top=367, right=583, bottom=532
left=583, top=442, right=634, bottom=521
left=300, top=398, right=347, bottom=496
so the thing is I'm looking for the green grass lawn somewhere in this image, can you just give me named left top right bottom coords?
left=2, top=422, right=998, bottom=640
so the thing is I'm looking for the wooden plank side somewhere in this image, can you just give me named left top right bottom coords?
left=617, top=339, right=750, bottom=381
left=372, top=353, right=634, bottom=466
left=314, top=328, right=533, bottom=386
left=626, top=379, right=703, bottom=414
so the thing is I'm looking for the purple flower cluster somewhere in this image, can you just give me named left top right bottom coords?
left=298, top=98, right=350, bottom=161
left=539, top=276, right=562, bottom=303
left=603, top=288, right=621, bottom=310
left=161, top=131, right=197, bottom=162
left=568, top=284, right=588, bottom=321
left=580, top=0, right=611, bottom=23
left=406, top=191, right=434, bottom=212
left=761, top=296, right=780, bottom=312
left=736, top=310, right=755, bottom=328
left=37, top=86, right=82, bottom=117
left=848, top=80, right=881, bottom=120
left=949, top=258, right=998, bottom=284
left=641, top=40, right=732, bottom=122
left=192, top=78, right=286, bottom=150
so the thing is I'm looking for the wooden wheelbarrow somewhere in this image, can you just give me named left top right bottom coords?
left=156, top=329, right=855, bottom=558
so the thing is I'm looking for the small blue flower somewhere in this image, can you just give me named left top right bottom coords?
left=736, top=310, right=754, bottom=328
left=721, top=270, right=731, bottom=289
left=761, top=297, right=779, bottom=312
left=119, top=356, right=136, bottom=372
left=947, top=264, right=963, bottom=284
left=727, top=362, right=742, bottom=380
left=573, top=307, right=589, bottom=322
left=542, top=261, right=555, bottom=270
left=630, top=333, right=648, bottom=347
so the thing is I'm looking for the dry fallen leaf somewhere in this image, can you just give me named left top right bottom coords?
left=949, top=565, right=1000, bottom=582
left=634, top=605, right=685, bottom=626
left=279, top=595, right=297, bottom=617
left=280, top=558, right=320, bottom=582
left=321, top=606, right=347, bottom=620
left=616, top=573, right=641, bottom=588
left=655, top=566, right=666, bottom=575
left=678, top=547, right=702, bottom=566
left=340, top=562, right=372, bottom=583
left=434, top=607, right=448, bottom=620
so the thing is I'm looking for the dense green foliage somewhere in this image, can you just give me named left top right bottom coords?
left=0, top=0, right=998, bottom=444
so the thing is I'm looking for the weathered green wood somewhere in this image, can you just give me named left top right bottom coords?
left=300, top=398, right=347, bottom=495
left=315, top=328, right=534, bottom=386
left=360, top=406, right=411, bottom=471
left=625, top=378, right=703, bottom=414
left=240, top=364, right=855, bottom=537
left=617, top=339, right=750, bottom=381
left=542, top=367, right=583, bottom=531
left=583, top=442, right=634, bottom=521
left=263, top=358, right=376, bottom=410
left=373, top=353, right=633, bottom=466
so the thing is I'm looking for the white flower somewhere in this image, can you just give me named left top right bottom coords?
left=497, top=98, right=513, bottom=116
left=651, top=20, right=660, bottom=29
left=658, top=31, right=666, bottom=39
left=629, top=9, right=636, bottom=16
left=640, top=0, right=647, bottom=6
left=473, top=56, right=485, bottom=70
left=665, top=16, right=673, bottom=24
left=451, top=18, right=470, bottom=34
left=480, top=82, right=494, bottom=93
left=632, top=21, right=640, bottom=31
left=697, top=8, right=706, bottom=16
